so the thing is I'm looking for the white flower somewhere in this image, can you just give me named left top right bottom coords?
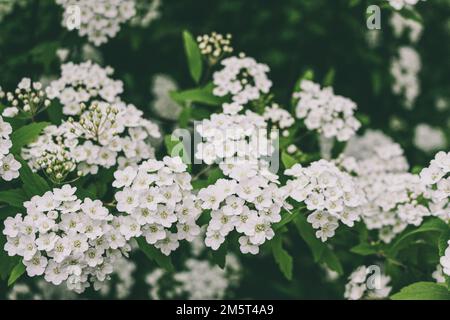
left=414, top=124, right=447, bottom=153
left=212, top=55, right=272, bottom=105
left=155, top=232, right=180, bottom=256
left=81, top=199, right=110, bottom=220
left=344, top=265, right=392, bottom=300
left=0, top=116, right=21, bottom=181
left=390, top=12, right=423, bottom=43
left=146, top=240, right=241, bottom=300
left=150, top=74, right=182, bottom=120
left=340, top=130, right=409, bottom=176
left=112, top=157, right=201, bottom=254
left=285, top=159, right=365, bottom=241
left=390, top=46, right=421, bottom=108
left=439, top=240, right=450, bottom=276
left=263, top=103, right=295, bottom=129
left=113, top=166, right=137, bottom=188
left=53, top=185, right=77, bottom=202
left=56, top=0, right=137, bottom=46
left=386, top=0, right=420, bottom=10
left=2, top=186, right=129, bottom=293
left=293, top=80, right=360, bottom=142
left=205, top=229, right=226, bottom=250
left=22, top=99, right=160, bottom=181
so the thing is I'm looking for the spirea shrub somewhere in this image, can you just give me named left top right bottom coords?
left=0, top=0, right=449, bottom=301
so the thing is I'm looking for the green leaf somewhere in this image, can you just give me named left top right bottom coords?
left=391, top=282, right=450, bottom=300
left=388, top=218, right=448, bottom=257
left=0, top=189, right=27, bottom=208
left=182, top=30, right=203, bottom=83
left=207, top=168, right=224, bottom=185
left=0, top=206, right=19, bottom=221
left=210, top=240, right=228, bottom=269
left=10, top=122, right=49, bottom=154
left=46, top=101, right=63, bottom=124
left=399, top=7, right=423, bottom=24
left=164, top=134, right=191, bottom=168
left=439, top=230, right=450, bottom=257
left=16, top=157, right=50, bottom=198
left=137, top=237, right=174, bottom=272
left=323, top=68, right=335, bottom=87
left=281, top=151, right=297, bottom=169
left=7, top=262, right=25, bottom=286
left=191, top=179, right=210, bottom=190
left=0, top=235, right=20, bottom=281
left=438, top=230, right=450, bottom=289
left=350, top=242, right=379, bottom=256
left=273, top=208, right=302, bottom=231
left=170, top=83, right=225, bottom=107
left=178, top=106, right=191, bottom=128
left=294, top=214, right=343, bottom=275
left=271, top=234, right=293, bottom=280
left=291, top=69, right=314, bottom=108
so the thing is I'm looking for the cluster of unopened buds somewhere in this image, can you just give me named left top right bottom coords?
left=67, top=102, right=119, bottom=142
left=197, top=32, right=233, bottom=65
left=23, top=101, right=160, bottom=179
left=36, top=148, right=77, bottom=184
left=1, top=78, right=51, bottom=118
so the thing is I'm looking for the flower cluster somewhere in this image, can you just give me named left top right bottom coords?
left=130, top=0, right=161, bottom=27
left=8, top=280, right=76, bottom=300
left=146, top=239, right=241, bottom=299
left=339, top=131, right=436, bottom=242
left=46, top=61, right=124, bottom=115
left=0, top=116, right=21, bottom=181
left=151, top=74, right=182, bottom=120
left=357, top=173, right=431, bottom=243
left=293, top=80, right=361, bottom=142
left=414, top=124, right=447, bottom=153
left=340, top=130, right=409, bottom=176
left=195, top=104, right=275, bottom=165
left=1, top=78, right=52, bottom=118
left=96, top=255, right=136, bottom=298
left=391, top=46, right=421, bottom=108
left=386, top=0, right=421, bottom=10
left=420, top=151, right=450, bottom=205
left=23, top=101, right=160, bottom=179
left=195, top=101, right=289, bottom=253
left=198, top=170, right=288, bottom=254
left=284, top=160, right=365, bottom=241
left=197, top=32, right=233, bottom=64
left=391, top=12, right=423, bottom=43
left=113, top=156, right=201, bottom=255
left=263, top=102, right=295, bottom=135
left=344, top=265, right=392, bottom=300
left=440, top=241, right=450, bottom=277
left=3, top=185, right=131, bottom=293
left=213, top=55, right=272, bottom=105
left=56, top=0, right=136, bottom=46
